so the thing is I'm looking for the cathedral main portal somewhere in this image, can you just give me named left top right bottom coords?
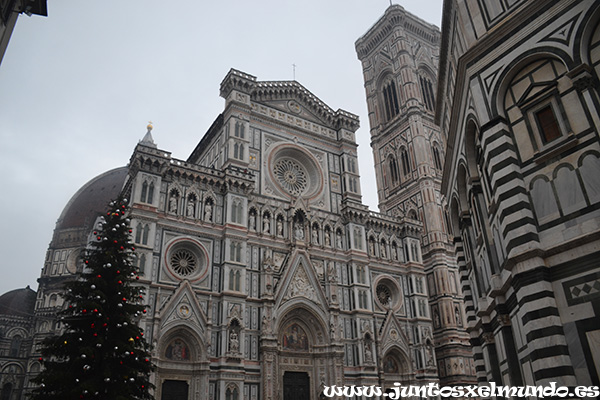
left=161, top=379, right=189, bottom=400
left=283, top=372, right=310, bottom=400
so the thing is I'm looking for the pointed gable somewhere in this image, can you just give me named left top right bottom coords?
left=274, top=250, right=328, bottom=310
left=157, top=281, right=208, bottom=334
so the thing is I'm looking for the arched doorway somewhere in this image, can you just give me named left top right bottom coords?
left=155, top=326, right=209, bottom=400
left=266, top=305, right=337, bottom=400
left=381, top=348, right=411, bottom=390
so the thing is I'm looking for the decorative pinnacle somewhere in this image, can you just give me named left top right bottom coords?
left=147, top=121, right=153, bottom=131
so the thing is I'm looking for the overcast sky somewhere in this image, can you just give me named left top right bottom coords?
left=0, top=0, right=442, bottom=295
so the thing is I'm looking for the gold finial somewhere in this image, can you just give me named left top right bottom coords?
left=147, top=121, right=153, bottom=131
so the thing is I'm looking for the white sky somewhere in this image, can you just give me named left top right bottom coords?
left=0, top=0, right=442, bottom=295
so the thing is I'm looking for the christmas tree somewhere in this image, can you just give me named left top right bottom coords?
left=31, top=196, right=154, bottom=400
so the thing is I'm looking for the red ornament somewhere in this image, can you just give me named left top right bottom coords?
left=82, top=309, right=87, bottom=313
left=117, top=270, right=120, bottom=274
left=97, top=275, right=102, bottom=278
left=93, top=333, right=98, bottom=337
left=39, top=357, right=43, bottom=361
left=114, top=240, right=118, bottom=244
left=97, top=236, right=102, bottom=240
left=118, top=281, right=123, bottom=284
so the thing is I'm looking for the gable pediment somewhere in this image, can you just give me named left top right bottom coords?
left=157, top=280, right=208, bottom=334
left=274, top=250, right=328, bottom=310
left=251, top=81, right=359, bottom=131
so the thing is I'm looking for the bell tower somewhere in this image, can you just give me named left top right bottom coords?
left=356, top=5, right=476, bottom=385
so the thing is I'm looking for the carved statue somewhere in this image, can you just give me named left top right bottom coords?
left=380, top=242, right=386, bottom=258
left=204, top=202, right=213, bottom=222
left=169, top=195, right=178, bottom=213
left=295, top=223, right=304, bottom=240
left=276, top=218, right=283, bottom=237
left=187, top=199, right=195, bottom=217
left=312, top=227, right=318, bottom=244
left=263, top=215, right=270, bottom=234
left=336, top=231, right=342, bottom=248
left=249, top=213, right=256, bottom=230
left=229, top=330, right=239, bottom=352
left=324, top=231, right=331, bottom=246
left=364, top=343, right=373, bottom=363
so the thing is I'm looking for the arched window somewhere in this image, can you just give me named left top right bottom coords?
left=10, top=335, right=22, bottom=357
left=147, top=182, right=154, bottom=204
left=139, top=254, right=146, bottom=274
left=401, top=148, right=410, bottom=176
left=135, top=223, right=142, bottom=243
left=140, top=181, right=148, bottom=202
left=432, top=145, right=442, bottom=170
left=382, top=78, right=400, bottom=121
left=234, top=271, right=241, bottom=291
left=142, top=224, right=150, bottom=245
left=419, top=74, right=435, bottom=111
left=229, top=269, right=235, bottom=290
left=388, top=155, right=399, bottom=185
left=234, top=122, right=245, bottom=139
left=226, top=385, right=239, bottom=400
left=231, top=200, right=239, bottom=223
left=233, top=143, right=239, bottom=159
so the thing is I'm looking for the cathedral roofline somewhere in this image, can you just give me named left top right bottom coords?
left=355, top=4, right=440, bottom=60
left=220, top=68, right=359, bottom=132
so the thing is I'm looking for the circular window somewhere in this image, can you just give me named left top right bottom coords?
left=274, top=158, right=308, bottom=196
left=374, top=277, right=402, bottom=310
left=269, top=145, right=323, bottom=198
left=376, top=284, right=392, bottom=306
left=164, top=238, right=208, bottom=281
left=170, top=249, right=197, bottom=276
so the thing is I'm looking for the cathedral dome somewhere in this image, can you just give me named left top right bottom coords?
left=55, top=167, right=129, bottom=232
left=0, top=286, right=36, bottom=317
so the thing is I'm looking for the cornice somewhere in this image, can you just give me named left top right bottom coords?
left=220, top=68, right=359, bottom=133
left=355, top=4, right=440, bottom=61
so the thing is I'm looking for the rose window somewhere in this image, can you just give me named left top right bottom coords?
left=274, top=158, right=308, bottom=196
left=374, top=277, right=401, bottom=310
left=170, top=249, right=197, bottom=276
left=376, top=284, right=392, bottom=306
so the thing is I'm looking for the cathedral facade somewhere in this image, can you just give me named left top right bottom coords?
left=436, top=0, right=600, bottom=388
left=1, top=1, right=599, bottom=399
left=25, top=69, right=438, bottom=399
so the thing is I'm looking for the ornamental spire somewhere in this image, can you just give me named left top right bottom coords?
left=140, top=121, right=157, bottom=148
